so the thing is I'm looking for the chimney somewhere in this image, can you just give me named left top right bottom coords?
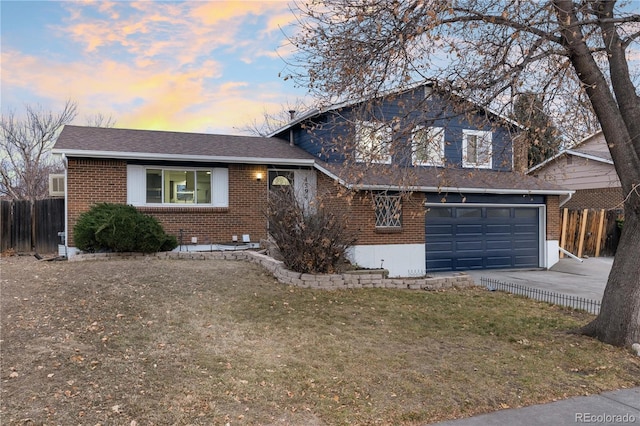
left=288, top=110, right=296, bottom=146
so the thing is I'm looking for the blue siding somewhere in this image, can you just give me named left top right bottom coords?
left=279, top=85, right=517, bottom=171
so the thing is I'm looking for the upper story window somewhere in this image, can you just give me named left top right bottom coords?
left=355, top=120, right=392, bottom=164
left=127, top=165, right=228, bottom=207
left=462, top=129, right=492, bottom=168
left=412, top=126, right=445, bottom=166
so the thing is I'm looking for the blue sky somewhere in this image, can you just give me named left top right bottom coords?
left=1, top=1, right=309, bottom=134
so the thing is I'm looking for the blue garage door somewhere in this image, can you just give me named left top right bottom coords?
left=426, top=206, right=540, bottom=272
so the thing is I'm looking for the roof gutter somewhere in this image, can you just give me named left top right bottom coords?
left=527, top=147, right=613, bottom=174
left=314, top=163, right=575, bottom=197
left=52, top=149, right=317, bottom=167
left=564, top=150, right=613, bottom=164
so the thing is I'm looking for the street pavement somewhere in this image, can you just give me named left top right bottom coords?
left=431, top=387, right=640, bottom=426
left=429, top=257, right=640, bottom=425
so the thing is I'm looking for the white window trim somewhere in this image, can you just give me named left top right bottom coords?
left=49, top=174, right=65, bottom=197
left=462, top=129, right=492, bottom=169
left=355, top=120, right=392, bottom=164
left=127, top=165, right=228, bottom=208
left=412, top=126, right=445, bottom=166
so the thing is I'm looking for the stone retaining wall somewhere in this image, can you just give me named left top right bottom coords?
left=69, top=250, right=475, bottom=290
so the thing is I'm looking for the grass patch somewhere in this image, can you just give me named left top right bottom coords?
left=1, top=257, right=638, bottom=425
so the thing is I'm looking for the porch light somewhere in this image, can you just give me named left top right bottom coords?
left=256, top=172, right=263, bottom=181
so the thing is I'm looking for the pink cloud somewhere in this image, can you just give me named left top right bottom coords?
left=2, top=2, right=309, bottom=134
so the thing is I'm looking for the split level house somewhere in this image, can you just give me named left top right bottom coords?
left=52, top=82, right=572, bottom=277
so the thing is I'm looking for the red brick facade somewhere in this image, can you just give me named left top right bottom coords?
left=67, top=158, right=128, bottom=247
left=315, top=173, right=425, bottom=246
left=66, top=158, right=268, bottom=247
left=546, top=195, right=560, bottom=240
left=66, top=158, right=558, bottom=271
left=562, top=187, right=624, bottom=211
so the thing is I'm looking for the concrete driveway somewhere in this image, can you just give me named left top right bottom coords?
left=465, top=257, right=613, bottom=302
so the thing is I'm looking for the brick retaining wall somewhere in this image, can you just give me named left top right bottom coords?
left=69, top=250, right=475, bottom=291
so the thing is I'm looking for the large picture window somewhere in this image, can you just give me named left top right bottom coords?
left=355, top=121, right=392, bottom=164
left=127, top=165, right=228, bottom=207
left=145, top=169, right=211, bottom=204
left=412, top=126, right=445, bottom=166
left=462, top=129, right=492, bottom=168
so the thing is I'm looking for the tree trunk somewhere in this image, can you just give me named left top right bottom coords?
left=554, top=0, right=640, bottom=347
left=581, top=206, right=640, bottom=347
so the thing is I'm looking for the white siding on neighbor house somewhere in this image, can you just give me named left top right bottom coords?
left=580, top=132, right=609, bottom=152
left=533, top=156, right=619, bottom=190
left=347, top=244, right=426, bottom=278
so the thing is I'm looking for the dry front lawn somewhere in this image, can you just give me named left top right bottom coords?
left=1, top=256, right=639, bottom=425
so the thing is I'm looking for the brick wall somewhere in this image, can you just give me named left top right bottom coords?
left=66, top=158, right=268, bottom=247
left=546, top=195, right=560, bottom=240
left=67, top=158, right=128, bottom=246
left=143, top=164, right=268, bottom=245
left=563, top=187, right=624, bottom=210
left=316, top=173, right=425, bottom=245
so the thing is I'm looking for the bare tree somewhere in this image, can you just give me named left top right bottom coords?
left=0, top=100, right=77, bottom=200
left=287, top=0, right=640, bottom=347
left=0, top=102, right=116, bottom=201
left=241, top=99, right=312, bottom=136
left=84, top=112, right=117, bottom=128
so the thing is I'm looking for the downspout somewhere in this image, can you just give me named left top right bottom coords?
left=559, top=191, right=574, bottom=207
left=62, top=154, right=69, bottom=258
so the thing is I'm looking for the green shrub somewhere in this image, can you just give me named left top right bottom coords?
left=74, top=203, right=178, bottom=253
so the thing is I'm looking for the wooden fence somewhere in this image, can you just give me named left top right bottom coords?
left=0, top=198, right=65, bottom=254
left=560, top=208, right=623, bottom=258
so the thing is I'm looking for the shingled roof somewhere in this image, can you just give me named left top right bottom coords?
left=317, top=162, right=572, bottom=195
left=53, top=125, right=316, bottom=165
left=54, top=125, right=570, bottom=196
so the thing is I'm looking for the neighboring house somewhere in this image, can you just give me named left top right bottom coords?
left=528, top=131, right=623, bottom=210
left=53, top=82, right=571, bottom=276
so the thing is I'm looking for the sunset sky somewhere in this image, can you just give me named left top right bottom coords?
left=1, top=1, right=309, bottom=135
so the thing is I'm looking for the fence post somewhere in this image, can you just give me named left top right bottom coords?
left=560, top=208, right=568, bottom=258
left=577, top=209, right=588, bottom=258
left=594, top=209, right=605, bottom=257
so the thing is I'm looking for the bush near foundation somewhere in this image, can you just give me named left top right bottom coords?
left=74, top=203, right=178, bottom=253
left=267, top=189, right=357, bottom=274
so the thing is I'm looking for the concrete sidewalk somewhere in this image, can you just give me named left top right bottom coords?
left=431, top=387, right=640, bottom=425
